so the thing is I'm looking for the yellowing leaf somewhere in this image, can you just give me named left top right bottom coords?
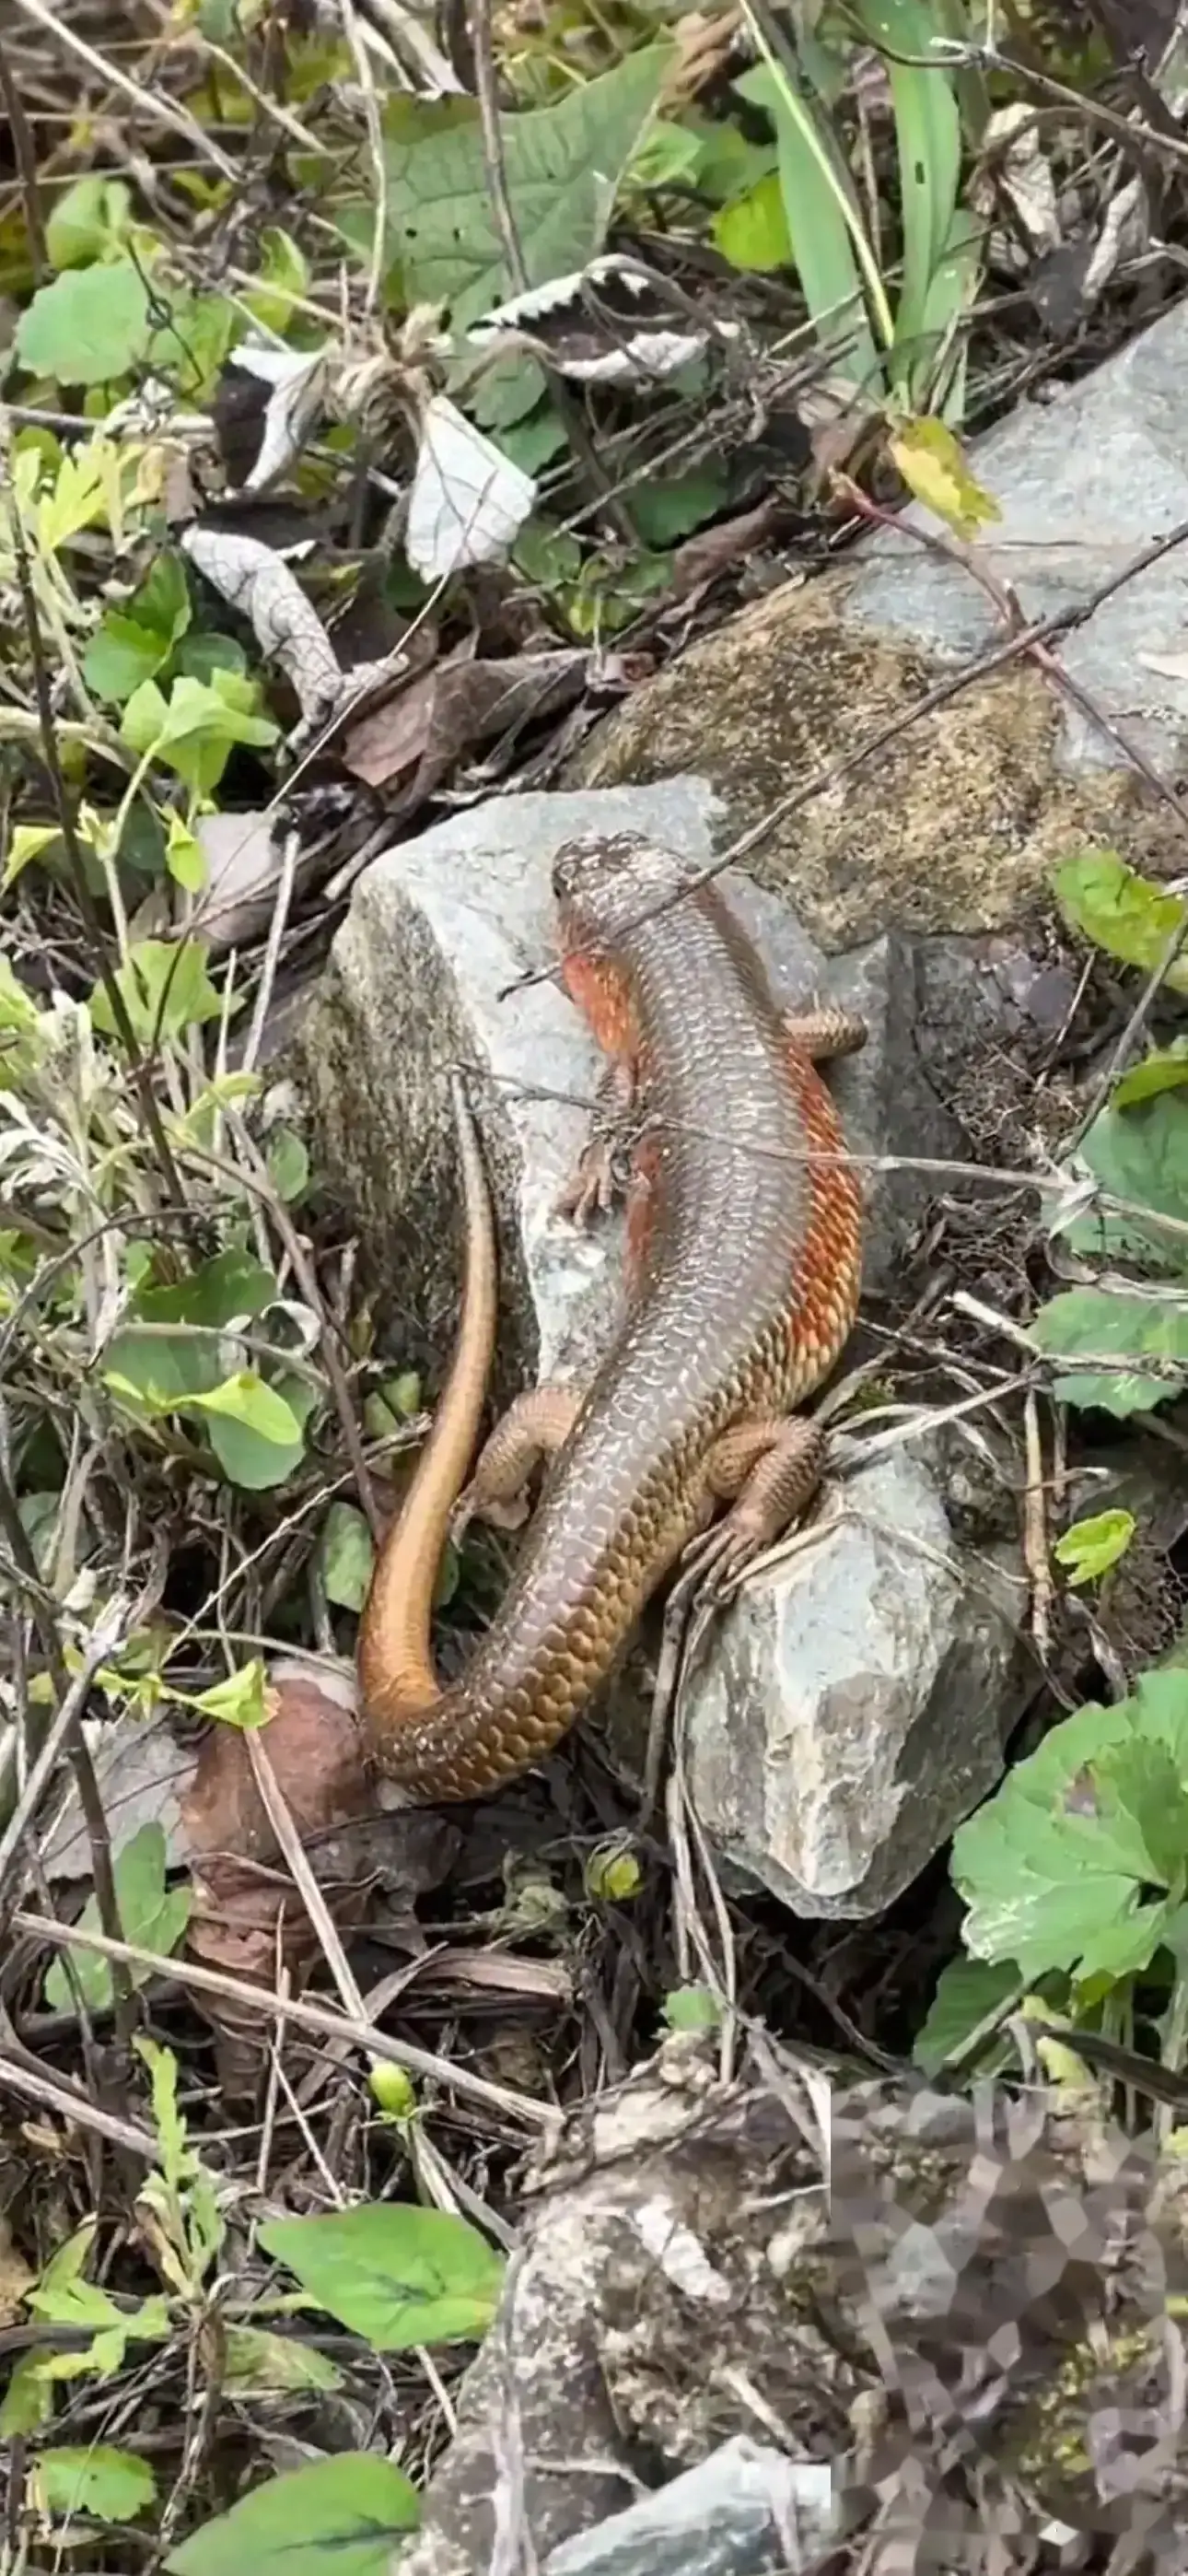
left=1053, top=1508, right=1136, bottom=1587
left=888, top=415, right=1001, bottom=538
left=1, top=825, right=59, bottom=892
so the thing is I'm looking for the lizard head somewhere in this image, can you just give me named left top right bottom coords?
left=552, top=830, right=704, bottom=943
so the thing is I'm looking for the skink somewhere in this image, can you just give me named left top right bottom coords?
left=358, top=831, right=865, bottom=1801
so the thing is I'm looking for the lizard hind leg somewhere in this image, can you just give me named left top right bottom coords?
left=453, top=1384, right=584, bottom=1536
left=685, top=1413, right=828, bottom=1587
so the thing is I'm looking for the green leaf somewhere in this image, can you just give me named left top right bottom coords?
left=629, top=467, right=728, bottom=545
left=2, top=824, right=59, bottom=893
left=386, top=46, right=672, bottom=324
left=89, top=937, right=224, bottom=1046
left=193, top=1658, right=270, bottom=1729
left=85, top=552, right=191, bottom=704
left=1030, top=1287, right=1188, bottom=1417
left=320, top=1502, right=374, bottom=1611
left=222, top=2325, right=343, bottom=2395
left=34, top=2446, right=155, bottom=2523
left=952, top=1669, right=1188, bottom=1980
left=16, top=259, right=155, bottom=385
left=1053, top=847, right=1188, bottom=991
left=45, top=175, right=132, bottom=271
left=85, top=615, right=173, bottom=705
left=1061, top=1091, right=1188, bottom=1268
left=134, top=1247, right=277, bottom=1330
left=197, top=1372, right=312, bottom=1492
left=736, top=60, right=882, bottom=393
left=242, top=227, right=310, bottom=333
left=266, top=1128, right=309, bottom=1201
left=857, top=0, right=960, bottom=396
left=45, top=1822, right=191, bottom=2012
left=122, top=671, right=279, bottom=797
left=712, top=172, right=792, bottom=272
left=912, top=1956, right=1022, bottom=2075
left=258, top=2204, right=506, bottom=2349
left=1053, top=1508, right=1136, bottom=1587
left=661, top=1983, right=722, bottom=2032
left=186, top=1371, right=301, bottom=1445
left=165, top=812, right=207, bottom=893
left=1114, top=1041, right=1188, bottom=1107
left=164, top=2454, right=419, bottom=2576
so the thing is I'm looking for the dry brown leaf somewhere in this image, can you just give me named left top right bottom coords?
left=340, top=645, right=592, bottom=799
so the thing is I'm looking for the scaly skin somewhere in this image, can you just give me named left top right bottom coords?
left=358, top=833, right=865, bottom=1801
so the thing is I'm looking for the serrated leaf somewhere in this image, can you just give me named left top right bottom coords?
left=33, top=2446, right=155, bottom=2523
left=712, top=172, right=792, bottom=272
left=164, top=2453, right=419, bottom=2576
left=386, top=47, right=672, bottom=325
left=16, top=259, right=155, bottom=385
left=320, top=1502, right=374, bottom=1611
left=258, top=2205, right=505, bottom=2349
left=45, top=1822, right=190, bottom=2012
left=912, top=1955, right=1021, bottom=2075
left=662, top=1983, right=722, bottom=2032
left=1030, top=1286, right=1188, bottom=1416
left=1053, top=1507, right=1136, bottom=1587
left=1053, top=847, right=1188, bottom=989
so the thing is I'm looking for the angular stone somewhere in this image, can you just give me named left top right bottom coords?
left=545, top=2438, right=833, bottom=2576
left=681, top=1445, right=1028, bottom=1918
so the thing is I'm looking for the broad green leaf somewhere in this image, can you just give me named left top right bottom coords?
left=629, top=466, right=728, bottom=545
left=1030, top=1286, right=1188, bottom=1416
left=186, top=1372, right=301, bottom=1445
left=89, top=937, right=224, bottom=1046
left=45, top=1822, right=190, bottom=2012
left=712, top=172, right=792, bottom=272
left=259, top=2204, right=506, bottom=2349
left=85, top=615, right=173, bottom=705
left=386, top=46, right=672, bottom=324
left=122, top=671, right=279, bottom=797
left=1114, top=1041, right=1188, bottom=1107
left=33, top=2446, right=155, bottom=2523
left=194, top=1372, right=313, bottom=1492
left=134, top=1247, right=277, bottom=1329
left=320, top=1502, right=374, bottom=1611
left=953, top=1669, right=1188, bottom=1979
left=465, top=349, right=548, bottom=430
left=164, top=2453, right=419, bottom=2576
left=45, top=175, right=132, bottom=271
left=1053, top=847, right=1188, bottom=990
left=888, top=416, right=1000, bottom=538
left=912, top=1956, right=1022, bottom=2075
left=16, top=259, right=155, bottom=385
left=628, top=117, right=705, bottom=190
left=1053, top=1508, right=1136, bottom=1587
left=0, top=2352, right=51, bottom=2436
left=222, top=2325, right=343, bottom=2395
left=1058, top=1091, right=1188, bottom=1268
left=695, top=111, right=778, bottom=203
left=193, top=1659, right=270, bottom=1728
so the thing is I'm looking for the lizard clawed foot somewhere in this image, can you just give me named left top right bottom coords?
left=555, top=1135, right=625, bottom=1227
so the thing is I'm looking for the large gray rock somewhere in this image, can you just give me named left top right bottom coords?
left=298, top=782, right=1025, bottom=1914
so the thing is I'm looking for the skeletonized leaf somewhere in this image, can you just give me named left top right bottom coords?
left=406, top=398, right=536, bottom=580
